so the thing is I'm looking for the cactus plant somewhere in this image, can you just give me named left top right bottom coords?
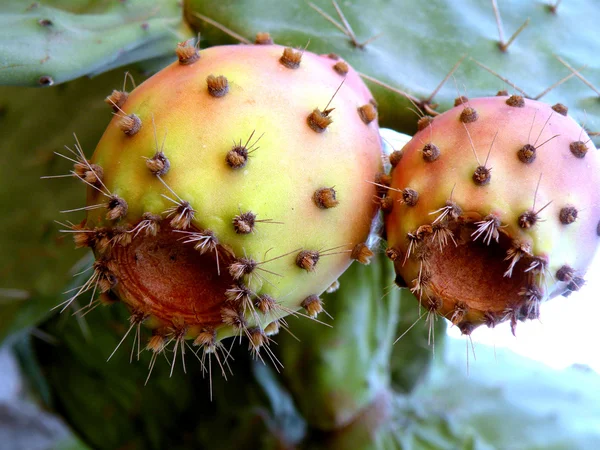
left=0, top=0, right=193, bottom=86
left=383, top=95, right=600, bottom=334
left=185, top=0, right=600, bottom=136
left=0, top=67, right=147, bottom=343
left=55, top=40, right=382, bottom=370
left=2, top=1, right=600, bottom=450
left=278, top=252, right=400, bottom=431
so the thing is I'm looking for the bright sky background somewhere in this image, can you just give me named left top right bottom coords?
left=380, top=128, right=600, bottom=375
left=447, top=251, right=600, bottom=374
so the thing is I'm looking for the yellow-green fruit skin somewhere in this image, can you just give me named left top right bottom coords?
left=85, top=44, right=382, bottom=341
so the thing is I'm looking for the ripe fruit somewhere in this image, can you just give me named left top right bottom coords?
left=384, top=95, right=600, bottom=334
left=57, top=40, right=382, bottom=374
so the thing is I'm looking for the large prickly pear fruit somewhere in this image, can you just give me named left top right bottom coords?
left=384, top=95, right=600, bottom=334
left=57, top=40, right=382, bottom=370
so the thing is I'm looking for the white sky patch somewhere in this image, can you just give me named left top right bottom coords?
left=448, top=252, right=600, bottom=374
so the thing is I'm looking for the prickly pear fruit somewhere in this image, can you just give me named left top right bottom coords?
left=59, top=41, right=382, bottom=369
left=384, top=95, right=600, bottom=334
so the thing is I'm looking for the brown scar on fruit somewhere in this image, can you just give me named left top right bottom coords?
left=117, top=114, right=142, bottom=136
left=233, top=210, right=282, bottom=234
left=518, top=111, right=559, bottom=164
left=401, top=188, right=419, bottom=206
left=131, top=212, right=162, bottom=237
left=374, top=172, right=391, bottom=197
left=221, top=304, right=248, bottom=331
left=459, top=106, right=478, bottom=123
left=145, top=152, right=170, bottom=176
left=378, top=195, right=394, bottom=214
left=559, top=206, right=578, bottom=224
left=326, top=279, right=340, bottom=293
left=307, top=78, right=346, bottom=133
left=351, top=243, right=374, bottom=264
left=333, top=61, right=349, bottom=76
left=570, top=141, right=588, bottom=158
left=506, top=95, right=525, bottom=107
left=471, top=214, right=502, bottom=245
left=176, top=40, right=200, bottom=65
left=313, top=187, right=339, bottom=209
left=417, top=116, right=434, bottom=131
left=255, top=32, right=273, bottom=45
left=296, top=244, right=350, bottom=272
left=307, top=108, right=333, bottom=132
left=73, top=162, right=104, bottom=186
left=556, top=264, right=574, bottom=282
left=106, top=195, right=128, bottom=220
left=430, top=200, right=462, bottom=225
left=226, top=130, right=263, bottom=169
left=109, top=225, right=133, bottom=247
left=358, top=103, right=377, bottom=124
left=301, top=294, right=324, bottom=318
left=421, top=143, right=441, bottom=162
left=454, top=95, right=469, bottom=107
left=389, top=150, right=403, bottom=168
left=206, top=75, right=229, bottom=97
left=105, top=90, right=128, bottom=111
left=517, top=174, right=552, bottom=229
left=552, top=103, right=568, bottom=116
left=165, top=200, right=194, bottom=230
left=280, top=47, right=302, bottom=69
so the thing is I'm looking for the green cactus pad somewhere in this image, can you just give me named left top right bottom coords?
left=0, top=68, right=150, bottom=343
left=184, top=0, right=600, bottom=136
left=0, top=0, right=193, bottom=86
left=278, top=252, right=400, bottom=430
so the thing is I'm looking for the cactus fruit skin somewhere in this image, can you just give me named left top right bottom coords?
left=185, top=0, right=600, bottom=136
left=279, top=252, right=400, bottom=431
left=72, top=43, right=382, bottom=358
left=384, top=96, right=600, bottom=333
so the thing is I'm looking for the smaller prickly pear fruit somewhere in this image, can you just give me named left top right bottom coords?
left=55, top=40, right=383, bottom=375
left=384, top=96, right=600, bottom=334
